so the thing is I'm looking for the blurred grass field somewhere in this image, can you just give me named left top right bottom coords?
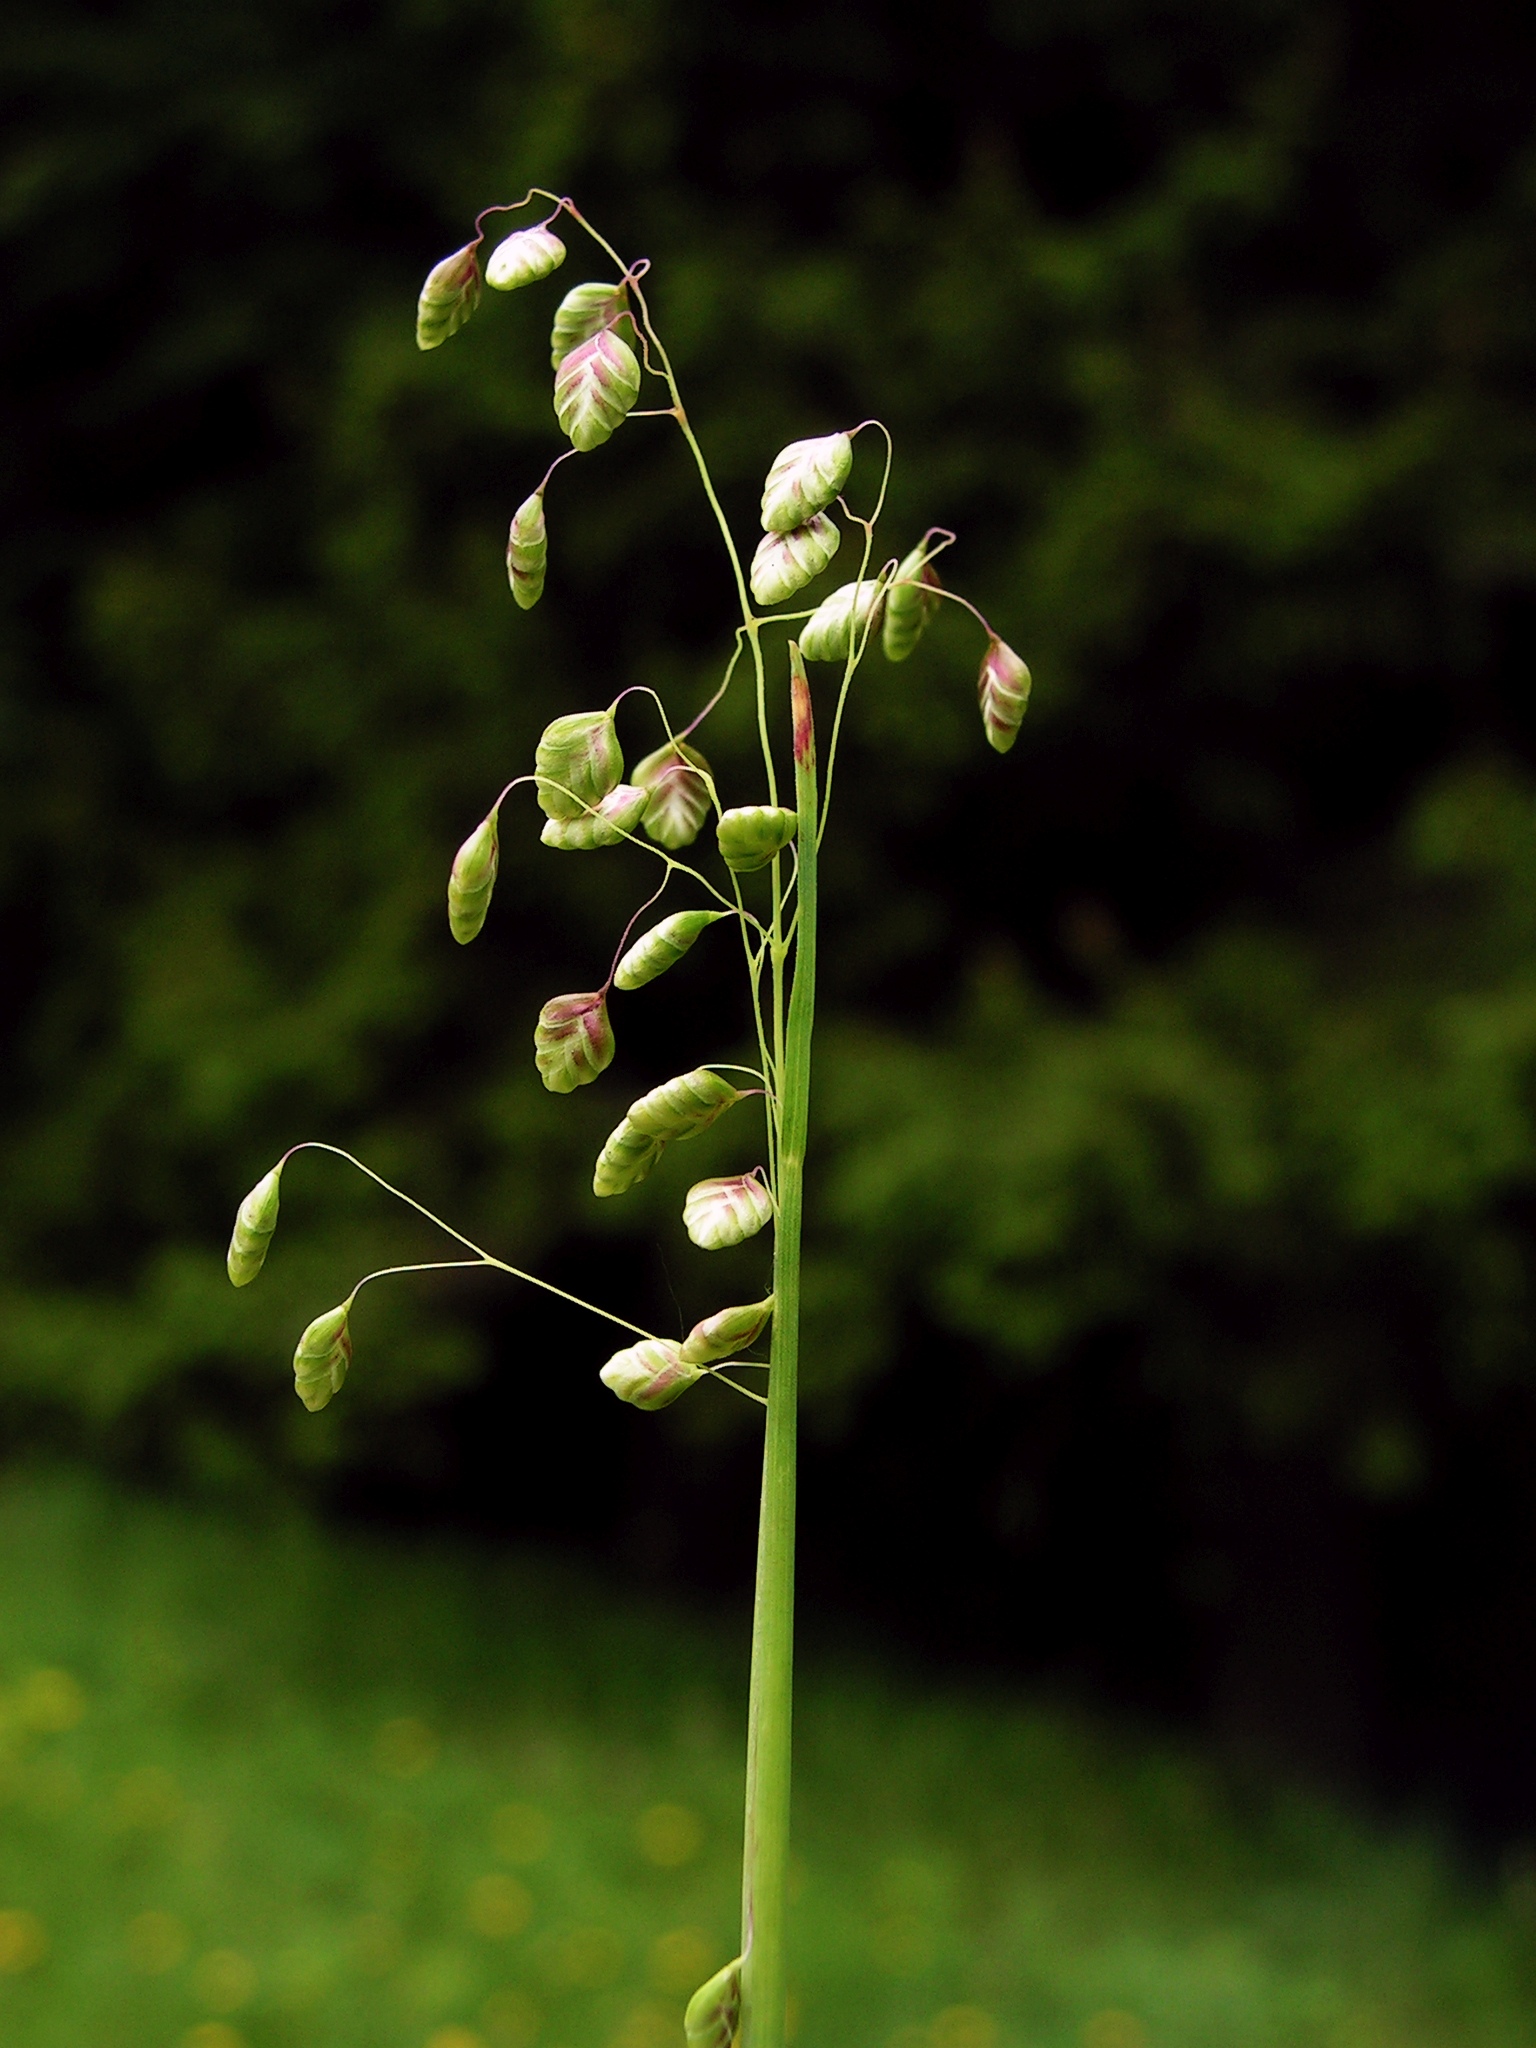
left=0, top=1472, right=1530, bottom=2048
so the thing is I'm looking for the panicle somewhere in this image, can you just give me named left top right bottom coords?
left=632, top=739, right=713, bottom=849
left=799, top=579, right=884, bottom=663
left=882, top=541, right=942, bottom=662
left=760, top=433, right=853, bottom=533
left=226, top=1164, right=282, bottom=1287
left=683, top=1173, right=774, bottom=1250
left=684, top=1959, right=742, bottom=2048
left=593, top=1069, right=743, bottom=1197
left=614, top=909, right=729, bottom=990
left=485, top=224, right=566, bottom=291
left=978, top=636, right=1032, bottom=754
left=448, top=809, right=499, bottom=943
left=534, top=991, right=615, bottom=1093
left=540, top=783, right=647, bottom=850
left=716, top=805, right=797, bottom=873
left=416, top=243, right=482, bottom=351
left=506, top=490, right=548, bottom=610
left=554, top=328, right=641, bottom=452
left=749, top=513, right=840, bottom=607
left=535, top=709, right=623, bottom=822
left=293, top=1301, right=352, bottom=1412
left=678, top=1295, right=774, bottom=1365
left=550, top=281, right=628, bottom=367
left=600, top=1338, right=703, bottom=1411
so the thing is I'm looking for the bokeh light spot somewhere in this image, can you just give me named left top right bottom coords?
left=546, top=1925, right=623, bottom=1987
left=125, top=1909, right=189, bottom=1973
left=648, top=1925, right=717, bottom=1994
left=426, top=2029, right=487, bottom=2048
left=467, top=1873, right=534, bottom=1939
left=350, top=1912, right=404, bottom=1976
left=932, top=2008, right=997, bottom=2048
left=635, top=1803, right=703, bottom=1867
left=191, top=1948, right=257, bottom=2013
left=183, top=2027, right=245, bottom=2048
left=111, top=1766, right=183, bottom=1829
left=16, top=1668, right=85, bottom=1733
left=1081, top=2013, right=1147, bottom=2048
left=607, top=2001, right=677, bottom=2048
left=492, top=1802, right=552, bottom=1864
left=482, top=1985, right=541, bottom=2048
left=375, top=1716, right=439, bottom=1778
left=0, top=1909, right=47, bottom=1973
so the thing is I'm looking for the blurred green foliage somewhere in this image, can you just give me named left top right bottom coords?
left=3, top=0, right=1536, bottom=1751
left=0, top=1470, right=1532, bottom=2048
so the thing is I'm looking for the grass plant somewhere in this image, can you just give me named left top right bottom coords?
left=226, top=191, right=1032, bottom=2048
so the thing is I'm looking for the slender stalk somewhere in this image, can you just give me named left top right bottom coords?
left=740, top=647, right=818, bottom=2048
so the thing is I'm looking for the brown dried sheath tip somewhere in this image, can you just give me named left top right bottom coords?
left=791, top=644, right=815, bottom=771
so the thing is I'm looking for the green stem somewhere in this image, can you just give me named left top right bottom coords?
left=740, top=646, right=818, bottom=2048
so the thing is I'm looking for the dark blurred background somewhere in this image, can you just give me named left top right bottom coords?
left=3, top=0, right=1536, bottom=1846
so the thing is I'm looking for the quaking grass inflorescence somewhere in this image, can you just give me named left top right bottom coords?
left=229, top=188, right=1035, bottom=2048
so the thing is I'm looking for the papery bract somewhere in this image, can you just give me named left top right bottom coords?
left=506, top=490, right=547, bottom=610
left=227, top=1165, right=282, bottom=1287
left=448, top=810, right=500, bottom=942
left=760, top=433, right=853, bottom=533
left=716, top=805, right=797, bottom=873
left=549, top=280, right=628, bottom=367
left=535, top=709, right=623, bottom=822
left=614, top=909, right=729, bottom=990
left=600, top=1337, right=703, bottom=1411
left=415, top=243, right=481, bottom=351
left=554, top=328, right=641, bottom=453
left=486, top=224, right=566, bottom=291
left=540, top=783, right=647, bottom=850
left=293, top=1302, right=352, bottom=1412
left=749, top=514, right=841, bottom=607
left=633, top=739, right=712, bottom=849
left=593, top=1069, right=742, bottom=1197
left=683, top=1173, right=774, bottom=1250
left=882, top=542, right=942, bottom=662
left=978, top=636, right=1032, bottom=754
left=534, top=992, right=615, bottom=1093
left=799, top=579, right=884, bottom=663
left=679, top=1296, right=774, bottom=1365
